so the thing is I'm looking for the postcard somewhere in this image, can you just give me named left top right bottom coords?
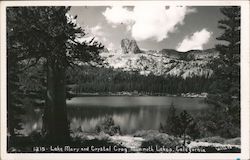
left=0, top=1, right=249, bottom=160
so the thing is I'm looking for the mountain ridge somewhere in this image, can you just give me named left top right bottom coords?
left=100, top=39, right=219, bottom=79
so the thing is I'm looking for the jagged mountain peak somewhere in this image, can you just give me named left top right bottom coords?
left=121, top=38, right=141, bottom=54
left=100, top=39, right=218, bottom=79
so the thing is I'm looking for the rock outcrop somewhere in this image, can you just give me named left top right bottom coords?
left=121, top=38, right=141, bottom=54
left=100, top=47, right=219, bottom=79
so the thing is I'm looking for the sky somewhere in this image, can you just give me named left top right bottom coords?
left=69, top=6, right=224, bottom=52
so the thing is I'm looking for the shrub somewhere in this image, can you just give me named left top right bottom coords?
left=135, top=130, right=181, bottom=152
left=224, top=137, right=241, bottom=145
left=95, top=116, right=121, bottom=136
left=198, top=136, right=225, bottom=144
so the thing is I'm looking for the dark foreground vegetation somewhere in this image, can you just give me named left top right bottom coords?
left=8, top=114, right=240, bottom=153
left=7, top=6, right=240, bottom=153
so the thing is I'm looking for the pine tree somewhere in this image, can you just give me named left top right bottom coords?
left=208, top=6, right=240, bottom=138
left=161, top=102, right=180, bottom=136
left=178, top=110, right=193, bottom=146
left=20, top=62, right=46, bottom=116
left=7, top=7, right=103, bottom=144
left=186, top=120, right=200, bottom=140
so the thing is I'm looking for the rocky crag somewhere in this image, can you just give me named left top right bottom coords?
left=100, top=39, right=219, bottom=79
left=121, top=38, right=141, bottom=54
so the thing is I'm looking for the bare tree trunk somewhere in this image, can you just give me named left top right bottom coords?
left=42, top=58, right=69, bottom=144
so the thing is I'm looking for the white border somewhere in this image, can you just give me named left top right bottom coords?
left=1, top=1, right=249, bottom=160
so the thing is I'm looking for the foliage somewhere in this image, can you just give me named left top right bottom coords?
left=7, top=8, right=27, bottom=137
left=198, top=136, right=226, bottom=144
left=7, top=57, right=25, bottom=137
left=159, top=102, right=180, bottom=136
left=7, top=6, right=103, bottom=144
left=140, top=138, right=180, bottom=153
left=178, top=110, right=195, bottom=145
left=160, top=103, right=200, bottom=145
left=7, top=7, right=103, bottom=65
left=66, top=65, right=211, bottom=94
left=95, top=116, right=121, bottom=136
left=224, top=137, right=241, bottom=145
left=19, top=62, right=46, bottom=108
left=186, top=120, right=200, bottom=140
left=207, top=6, right=240, bottom=138
left=136, top=130, right=181, bottom=153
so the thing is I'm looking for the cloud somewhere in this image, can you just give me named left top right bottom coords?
left=91, top=25, right=105, bottom=37
left=102, top=6, right=196, bottom=41
left=76, top=24, right=109, bottom=46
left=176, top=28, right=212, bottom=52
left=90, top=25, right=116, bottom=50
left=89, top=24, right=108, bottom=43
left=102, top=6, right=134, bottom=28
left=107, top=42, right=115, bottom=50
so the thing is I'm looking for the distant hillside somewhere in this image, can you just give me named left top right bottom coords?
left=100, top=39, right=219, bottom=79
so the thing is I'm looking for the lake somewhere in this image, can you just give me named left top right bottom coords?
left=22, top=96, right=209, bottom=135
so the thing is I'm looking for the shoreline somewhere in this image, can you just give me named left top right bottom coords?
left=70, top=130, right=240, bottom=153
left=69, top=91, right=208, bottom=98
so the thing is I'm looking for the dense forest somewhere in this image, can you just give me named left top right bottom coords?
left=66, top=66, right=211, bottom=94
left=19, top=62, right=211, bottom=99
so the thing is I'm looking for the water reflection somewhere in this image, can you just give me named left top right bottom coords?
left=21, top=96, right=208, bottom=135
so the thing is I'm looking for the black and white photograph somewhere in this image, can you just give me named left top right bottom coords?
left=0, top=1, right=249, bottom=160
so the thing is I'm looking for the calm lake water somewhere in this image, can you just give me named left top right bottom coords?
left=22, top=96, right=209, bottom=135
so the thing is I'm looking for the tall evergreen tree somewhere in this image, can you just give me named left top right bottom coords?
left=208, top=6, right=240, bottom=138
left=161, top=102, right=180, bottom=136
left=178, top=110, right=193, bottom=146
left=7, top=7, right=103, bottom=143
